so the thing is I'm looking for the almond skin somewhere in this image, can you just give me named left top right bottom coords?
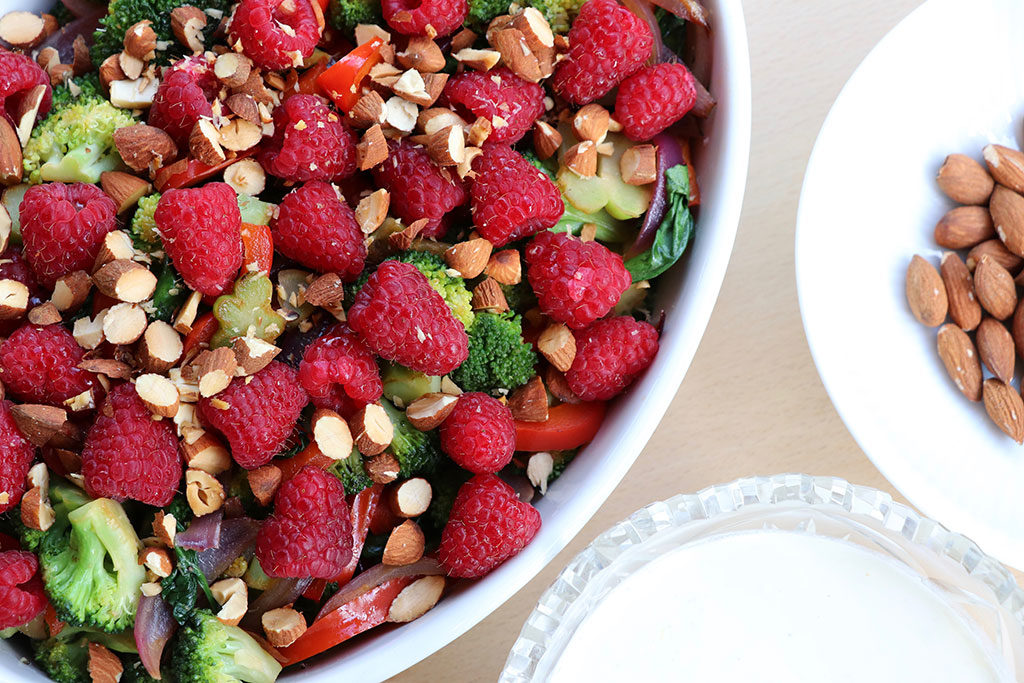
left=1013, top=299, right=1024, bottom=361
left=982, top=378, right=1024, bottom=443
left=937, top=324, right=982, bottom=402
left=990, top=185, right=1024, bottom=257
left=940, top=252, right=981, bottom=331
left=974, top=254, right=1017, bottom=320
left=906, top=254, right=948, bottom=326
left=934, top=206, right=995, bottom=249
left=976, top=318, right=1015, bottom=384
left=982, top=144, right=1024, bottom=195
left=966, top=238, right=1024, bottom=273
left=937, top=153, right=995, bottom=205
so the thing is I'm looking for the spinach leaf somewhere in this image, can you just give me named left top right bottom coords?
left=624, top=165, right=695, bottom=282
left=162, top=546, right=215, bottom=624
left=656, top=7, right=688, bottom=59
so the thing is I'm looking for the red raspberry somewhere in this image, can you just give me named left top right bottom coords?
left=259, top=95, right=357, bottom=183
left=470, top=143, right=563, bottom=247
left=0, top=401, right=35, bottom=516
left=0, top=50, right=51, bottom=125
left=524, top=231, right=631, bottom=329
left=272, top=182, right=366, bottom=280
left=439, top=474, right=541, bottom=578
left=382, top=0, right=466, bottom=37
left=0, top=550, right=46, bottom=630
left=255, top=465, right=353, bottom=578
left=439, top=393, right=515, bottom=474
left=0, top=324, right=96, bottom=406
left=155, top=183, right=243, bottom=296
left=230, top=0, right=321, bottom=71
left=148, top=57, right=217, bottom=143
left=371, top=139, right=467, bottom=238
left=19, top=182, right=117, bottom=289
left=199, top=361, right=309, bottom=469
left=566, top=316, right=659, bottom=400
left=615, top=63, right=696, bottom=141
left=442, top=67, right=544, bottom=144
left=349, top=261, right=469, bottom=376
left=551, top=0, right=653, bottom=105
left=298, top=323, right=382, bottom=416
left=81, top=383, right=182, bottom=507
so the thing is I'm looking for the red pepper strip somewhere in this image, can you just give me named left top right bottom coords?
left=279, top=577, right=414, bottom=665
left=316, top=37, right=385, bottom=112
left=154, top=149, right=256, bottom=192
left=182, top=312, right=218, bottom=357
left=368, top=496, right=401, bottom=536
left=302, top=484, right=383, bottom=601
left=514, top=401, right=607, bottom=452
left=43, top=603, right=65, bottom=637
left=295, top=60, right=328, bottom=95
left=240, top=222, right=273, bottom=274
left=277, top=442, right=334, bottom=481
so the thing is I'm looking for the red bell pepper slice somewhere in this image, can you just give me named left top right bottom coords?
left=154, top=150, right=256, bottom=192
left=316, top=37, right=385, bottom=113
left=278, top=577, right=413, bottom=665
left=277, top=442, right=334, bottom=481
left=295, top=60, right=328, bottom=95
left=43, top=603, right=65, bottom=637
left=182, top=312, right=218, bottom=357
left=514, top=401, right=607, bottom=452
left=240, top=222, right=273, bottom=274
left=302, top=485, right=382, bottom=601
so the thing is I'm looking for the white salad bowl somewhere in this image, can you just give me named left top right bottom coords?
left=0, top=0, right=750, bottom=679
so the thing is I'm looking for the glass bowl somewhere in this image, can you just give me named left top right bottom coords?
left=500, top=473, right=1024, bottom=681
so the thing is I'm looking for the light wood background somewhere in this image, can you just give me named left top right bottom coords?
left=396, top=0, right=923, bottom=679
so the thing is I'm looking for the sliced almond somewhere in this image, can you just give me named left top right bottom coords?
left=620, top=144, right=657, bottom=185
left=138, top=320, right=183, bottom=373
left=313, top=408, right=354, bottom=460
left=0, top=118, right=23, bottom=185
left=171, top=6, right=207, bottom=54
left=349, top=403, right=393, bottom=456
left=78, top=358, right=131, bottom=381
left=990, top=185, right=1024, bottom=257
left=387, top=575, right=445, bottom=623
left=100, top=171, right=151, bottom=214
left=196, top=347, right=237, bottom=397
left=181, top=430, right=231, bottom=474
left=232, top=336, right=280, bottom=375
left=974, top=254, right=1017, bottom=320
left=976, top=317, right=1015, bottom=384
left=983, top=378, right=1024, bottom=443
left=406, top=392, right=458, bottom=431
left=11, top=404, right=67, bottom=446
left=210, top=578, right=247, bottom=626
left=471, top=277, right=508, bottom=312
left=538, top=322, right=576, bottom=372
left=73, top=312, right=106, bottom=350
left=0, top=11, right=52, bottom=49
left=453, top=47, right=501, bottom=71
left=103, top=302, right=147, bottom=344
left=355, top=188, right=390, bottom=234
left=383, top=519, right=425, bottom=566
left=248, top=464, right=282, bottom=506
left=444, top=238, right=492, bottom=279
left=388, top=477, right=432, bottom=518
left=51, top=270, right=91, bottom=313
left=93, top=259, right=158, bottom=303
left=0, top=278, right=28, bottom=320
left=135, top=373, right=180, bottom=418
left=905, top=254, right=948, bottom=326
left=214, top=52, right=252, bottom=88
left=508, top=375, right=548, bottom=422
left=219, top=118, right=263, bottom=152
left=20, top=485, right=55, bottom=531
left=186, top=468, right=226, bottom=516
left=173, top=290, right=202, bottom=334
left=427, top=124, right=465, bottom=166
left=365, top=451, right=400, bottom=484
left=939, top=252, right=982, bottom=332
left=262, top=607, right=307, bottom=648
left=983, top=144, right=1024, bottom=195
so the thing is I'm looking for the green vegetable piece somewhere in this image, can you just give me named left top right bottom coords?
left=92, top=0, right=233, bottom=66
left=381, top=398, right=444, bottom=478
left=381, top=362, right=442, bottom=405
left=328, top=0, right=383, bottom=34
left=556, top=133, right=652, bottom=220
left=243, top=557, right=273, bottom=592
left=50, top=74, right=102, bottom=110
left=162, top=545, right=216, bottom=625
left=624, top=164, right=695, bottom=282
left=1, top=183, right=29, bottom=243
left=327, top=447, right=374, bottom=495
left=130, top=193, right=161, bottom=252
left=450, top=311, right=536, bottom=394
left=526, top=0, right=586, bottom=33
left=148, top=260, right=186, bottom=323
left=237, top=193, right=275, bottom=226
left=170, top=609, right=282, bottom=683
left=397, top=250, right=475, bottom=328
left=33, top=626, right=138, bottom=683
left=467, top=0, right=512, bottom=30
left=210, top=272, right=286, bottom=349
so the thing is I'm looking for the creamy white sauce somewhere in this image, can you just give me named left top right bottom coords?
left=548, top=530, right=1010, bottom=682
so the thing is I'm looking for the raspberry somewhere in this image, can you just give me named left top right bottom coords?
left=155, top=183, right=243, bottom=296
left=615, top=63, right=696, bottom=141
left=148, top=57, right=217, bottom=143
left=0, top=51, right=51, bottom=125
left=298, top=323, right=382, bottom=416
left=19, top=182, right=117, bottom=289
left=442, top=68, right=544, bottom=144
left=230, top=0, right=321, bottom=71
left=551, top=0, right=652, bottom=105
left=348, top=261, right=469, bottom=376
left=272, top=182, right=366, bottom=280
left=259, top=95, right=358, bottom=183
left=438, top=474, right=541, bottom=578
left=439, top=393, right=515, bottom=474
left=371, top=139, right=467, bottom=238
left=0, top=550, right=46, bottom=630
left=566, top=316, right=658, bottom=400
left=0, top=324, right=95, bottom=406
left=255, top=465, right=353, bottom=578
left=199, top=361, right=309, bottom=469
left=470, top=143, right=564, bottom=247
left=524, top=231, right=631, bottom=329
left=81, top=383, right=182, bottom=507
left=382, top=0, right=467, bottom=37
left=0, top=401, right=35, bottom=516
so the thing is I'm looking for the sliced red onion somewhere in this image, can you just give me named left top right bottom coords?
left=648, top=0, right=709, bottom=28
left=627, top=132, right=683, bottom=260
left=176, top=511, right=223, bottom=551
left=196, top=516, right=261, bottom=581
left=620, top=0, right=661, bottom=63
left=61, top=0, right=103, bottom=19
left=39, top=14, right=103, bottom=65
left=135, top=595, right=177, bottom=680
left=241, top=577, right=313, bottom=630
left=317, top=558, right=444, bottom=621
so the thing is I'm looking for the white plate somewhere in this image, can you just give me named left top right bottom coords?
left=797, top=0, right=1024, bottom=568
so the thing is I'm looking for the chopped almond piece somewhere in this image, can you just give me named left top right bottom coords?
left=405, top=392, right=458, bottom=431
left=196, top=347, right=237, bottom=397
left=223, top=158, right=266, bottom=195
left=383, top=520, right=425, bottom=566
left=313, top=408, right=354, bottom=459
left=484, top=249, right=521, bottom=285
left=450, top=28, right=477, bottom=52
left=210, top=578, right=247, bottom=626
left=453, top=47, right=501, bottom=71
left=139, top=547, right=173, bottom=577
left=471, top=277, right=509, bottom=312
left=564, top=141, right=597, bottom=177
left=355, top=188, right=390, bottom=234
left=357, top=123, right=389, bottom=171
left=100, top=171, right=151, bottom=214
left=365, top=451, right=400, bottom=484
left=262, top=607, right=308, bottom=648
left=186, top=468, right=226, bottom=516
left=248, top=464, right=282, bottom=506
left=181, top=430, right=232, bottom=474
left=398, top=36, right=445, bottom=73
left=0, top=279, right=29, bottom=320
left=232, top=336, right=280, bottom=375
left=153, top=511, right=176, bottom=547
left=427, top=124, right=466, bottom=166
left=350, top=403, right=393, bottom=456
left=348, top=91, right=386, bottom=128
left=51, top=270, right=92, bottom=312
left=138, top=321, right=183, bottom=373
left=571, top=103, right=610, bottom=143
left=170, top=6, right=206, bottom=54
left=538, top=322, right=576, bottom=372
left=445, top=238, right=492, bottom=278
left=620, top=144, right=657, bottom=185
left=508, top=375, right=548, bottom=422
left=389, top=218, right=427, bottom=251
left=93, top=230, right=135, bottom=272
left=88, top=642, right=123, bottom=683
left=527, top=451, right=554, bottom=494
left=418, top=107, right=467, bottom=135
left=103, top=303, right=148, bottom=344
left=173, top=290, right=202, bottom=334
left=11, top=404, right=67, bottom=446
left=20, top=485, right=55, bottom=532
left=388, top=477, right=432, bottom=518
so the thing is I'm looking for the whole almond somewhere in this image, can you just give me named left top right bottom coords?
left=936, top=324, right=982, bottom=402
left=937, top=153, right=995, bottom=205
left=1013, top=299, right=1024, bottom=361
left=976, top=318, right=1015, bottom=383
left=990, top=185, right=1024, bottom=257
left=966, top=238, right=1024, bottom=273
left=982, top=378, right=1024, bottom=443
left=934, top=206, right=995, bottom=249
left=983, top=145, right=1024, bottom=194
left=906, top=254, right=948, bottom=326
left=974, top=254, right=1017, bottom=320
left=940, top=252, right=981, bottom=331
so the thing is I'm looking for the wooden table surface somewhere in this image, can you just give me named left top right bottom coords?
left=396, top=0, right=924, bottom=679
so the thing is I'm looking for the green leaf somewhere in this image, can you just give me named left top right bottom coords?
left=624, top=165, right=695, bottom=282
left=162, top=546, right=214, bottom=624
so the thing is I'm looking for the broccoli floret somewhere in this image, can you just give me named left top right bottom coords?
left=23, top=92, right=135, bottom=184
left=121, top=657, right=162, bottom=683
left=451, top=312, right=536, bottom=394
left=381, top=398, right=444, bottom=478
left=381, top=362, right=442, bottom=406
left=527, top=0, right=586, bottom=33
left=38, top=498, right=146, bottom=632
left=51, top=73, right=102, bottom=110
left=393, top=250, right=475, bottom=328
left=327, top=447, right=374, bottom=495
left=328, top=0, right=383, bottom=35
left=500, top=280, right=537, bottom=311
left=171, top=609, right=282, bottom=683
left=33, top=626, right=137, bottom=683
left=130, top=193, right=161, bottom=251
left=467, top=0, right=512, bottom=30
left=14, top=477, right=91, bottom=552
left=92, top=0, right=233, bottom=66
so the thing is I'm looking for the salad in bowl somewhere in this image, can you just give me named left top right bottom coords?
left=0, top=0, right=715, bottom=679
